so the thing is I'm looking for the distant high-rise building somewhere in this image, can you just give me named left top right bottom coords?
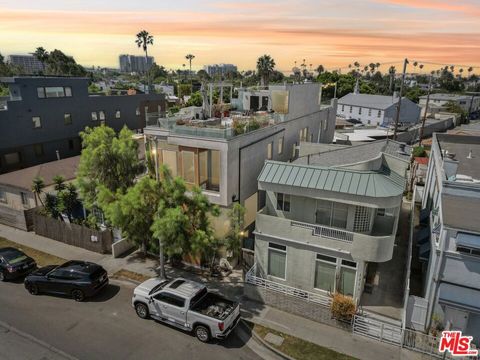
left=7, top=55, right=44, bottom=74
left=119, top=54, right=154, bottom=73
left=203, top=64, right=238, bottom=77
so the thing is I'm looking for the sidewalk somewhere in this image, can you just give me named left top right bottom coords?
left=0, top=224, right=428, bottom=360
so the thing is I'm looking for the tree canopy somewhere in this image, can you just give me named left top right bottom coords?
left=33, top=47, right=86, bottom=77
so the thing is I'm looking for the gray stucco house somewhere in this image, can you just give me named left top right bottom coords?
left=420, top=133, right=480, bottom=344
left=338, top=91, right=421, bottom=127
left=144, top=83, right=337, bottom=238
left=0, top=76, right=165, bottom=174
left=247, top=139, right=410, bottom=305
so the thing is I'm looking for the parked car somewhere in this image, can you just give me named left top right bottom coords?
left=24, top=260, right=108, bottom=301
left=132, top=277, right=241, bottom=342
left=0, top=247, right=37, bottom=281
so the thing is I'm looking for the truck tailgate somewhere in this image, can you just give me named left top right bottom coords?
left=223, top=303, right=241, bottom=329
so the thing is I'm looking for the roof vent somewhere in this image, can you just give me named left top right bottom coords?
left=467, top=150, right=473, bottom=159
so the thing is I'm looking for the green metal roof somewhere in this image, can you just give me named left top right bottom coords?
left=258, top=161, right=405, bottom=198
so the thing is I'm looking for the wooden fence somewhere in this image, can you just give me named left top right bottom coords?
left=33, top=212, right=112, bottom=254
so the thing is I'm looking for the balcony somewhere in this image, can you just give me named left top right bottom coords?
left=255, top=209, right=395, bottom=263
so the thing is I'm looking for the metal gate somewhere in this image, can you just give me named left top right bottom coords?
left=353, top=315, right=403, bottom=346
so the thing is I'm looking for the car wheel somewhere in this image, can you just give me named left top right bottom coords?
left=0, top=271, right=5, bottom=282
left=27, top=283, right=39, bottom=295
left=72, top=289, right=85, bottom=302
left=195, top=325, right=211, bottom=343
left=135, top=303, right=149, bottom=319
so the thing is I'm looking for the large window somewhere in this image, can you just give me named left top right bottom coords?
left=267, top=142, right=273, bottom=160
left=162, top=150, right=177, bottom=177
left=354, top=206, right=371, bottom=232
left=315, top=200, right=348, bottom=229
left=91, top=112, right=98, bottom=121
left=268, top=243, right=286, bottom=279
left=198, top=150, right=220, bottom=192
left=276, top=193, right=290, bottom=212
left=182, top=151, right=195, bottom=184
left=314, top=254, right=336, bottom=292
left=99, top=111, right=106, bottom=121
left=32, top=116, right=41, bottom=129
left=278, top=137, right=284, bottom=155
left=45, top=87, right=65, bottom=98
left=339, top=260, right=356, bottom=297
left=115, top=110, right=121, bottom=119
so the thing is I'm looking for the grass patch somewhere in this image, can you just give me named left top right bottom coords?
left=112, top=269, right=150, bottom=283
left=251, top=322, right=357, bottom=360
left=0, top=236, right=65, bottom=267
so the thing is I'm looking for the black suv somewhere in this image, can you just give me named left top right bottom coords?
left=24, top=260, right=108, bottom=301
left=0, top=247, right=37, bottom=281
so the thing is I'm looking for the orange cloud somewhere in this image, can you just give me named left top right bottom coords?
left=374, top=0, right=480, bottom=15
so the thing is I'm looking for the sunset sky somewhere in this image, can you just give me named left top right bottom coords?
left=1, top=0, right=479, bottom=73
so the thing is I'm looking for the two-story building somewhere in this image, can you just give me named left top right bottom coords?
left=144, top=83, right=337, bottom=237
left=246, top=139, right=410, bottom=310
left=419, top=93, right=480, bottom=118
left=0, top=76, right=165, bottom=173
left=421, top=133, right=480, bottom=343
left=338, top=91, right=421, bottom=127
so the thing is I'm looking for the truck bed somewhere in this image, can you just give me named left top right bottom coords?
left=190, top=292, right=236, bottom=321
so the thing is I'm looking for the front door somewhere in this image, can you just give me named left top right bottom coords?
left=153, top=292, right=187, bottom=326
left=445, top=307, right=469, bottom=332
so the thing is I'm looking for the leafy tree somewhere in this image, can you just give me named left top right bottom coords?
left=77, top=125, right=141, bottom=209
left=151, top=166, right=220, bottom=277
left=33, top=48, right=86, bottom=77
left=316, top=65, right=325, bottom=75
left=186, top=91, right=203, bottom=106
left=43, top=193, right=60, bottom=219
left=88, top=83, right=102, bottom=93
left=225, top=203, right=246, bottom=259
left=256, top=55, right=275, bottom=87
left=57, top=183, right=80, bottom=222
left=445, top=101, right=468, bottom=122
left=98, top=176, right=163, bottom=256
left=31, top=177, right=45, bottom=207
left=53, top=175, right=67, bottom=192
left=405, top=86, right=426, bottom=103
left=177, top=83, right=192, bottom=98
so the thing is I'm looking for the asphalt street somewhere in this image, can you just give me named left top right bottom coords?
left=0, top=278, right=261, bottom=360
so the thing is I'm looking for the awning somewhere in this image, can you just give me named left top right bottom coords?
left=457, top=232, right=480, bottom=249
left=439, top=283, right=480, bottom=312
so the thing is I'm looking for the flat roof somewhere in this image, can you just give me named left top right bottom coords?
left=437, top=134, right=480, bottom=180
left=420, top=93, right=470, bottom=101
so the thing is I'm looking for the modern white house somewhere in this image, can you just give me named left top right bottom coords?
left=419, top=93, right=480, bottom=117
left=245, top=139, right=411, bottom=316
left=420, top=133, right=480, bottom=344
left=337, top=91, right=421, bottom=127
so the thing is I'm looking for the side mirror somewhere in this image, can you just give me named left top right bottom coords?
left=148, top=297, right=154, bottom=304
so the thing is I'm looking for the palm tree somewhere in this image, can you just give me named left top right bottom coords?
left=31, top=177, right=45, bottom=207
left=450, top=65, right=455, bottom=73
left=135, top=30, right=154, bottom=93
left=413, top=61, right=418, bottom=73
left=369, top=63, right=376, bottom=73
left=33, top=47, right=49, bottom=63
left=53, top=175, right=66, bottom=192
left=256, top=55, right=275, bottom=87
left=419, top=64, right=424, bottom=71
left=316, top=65, right=325, bottom=75
left=185, top=54, right=195, bottom=84
left=459, top=68, right=464, bottom=78
left=468, top=67, right=474, bottom=78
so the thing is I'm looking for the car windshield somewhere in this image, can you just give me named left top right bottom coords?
left=3, top=250, right=27, bottom=264
left=148, top=280, right=170, bottom=295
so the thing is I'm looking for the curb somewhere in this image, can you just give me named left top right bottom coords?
left=0, top=320, right=78, bottom=360
left=241, top=320, right=295, bottom=360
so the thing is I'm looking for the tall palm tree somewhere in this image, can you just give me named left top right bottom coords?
left=256, top=55, right=275, bottom=87
left=135, top=30, right=154, bottom=93
left=419, top=64, right=424, bottom=71
left=459, top=68, right=464, bottom=78
left=450, top=65, right=455, bottom=73
left=53, top=175, right=66, bottom=192
left=316, top=65, right=325, bottom=75
left=413, top=61, right=418, bottom=73
left=468, top=67, right=474, bottom=79
left=33, top=47, right=49, bottom=63
left=31, top=176, right=45, bottom=207
left=185, top=54, right=195, bottom=84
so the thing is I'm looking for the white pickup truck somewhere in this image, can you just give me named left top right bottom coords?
left=132, top=277, right=241, bottom=342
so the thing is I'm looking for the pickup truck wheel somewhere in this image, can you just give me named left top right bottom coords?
left=27, top=283, right=39, bottom=295
left=72, top=289, right=85, bottom=302
left=195, top=325, right=211, bottom=343
left=135, top=303, right=149, bottom=319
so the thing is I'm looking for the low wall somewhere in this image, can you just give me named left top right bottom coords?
left=33, top=212, right=113, bottom=254
left=112, top=238, right=135, bottom=258
left=0, top=205, right=28, bottom=230
left=244, top=283, right=351, bottom=330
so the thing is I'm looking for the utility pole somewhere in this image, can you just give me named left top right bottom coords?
left=393, top=58, right=409, bottom=140
left=418, top=74, right=433, bottom=146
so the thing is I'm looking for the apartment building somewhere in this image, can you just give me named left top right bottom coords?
left=0, top=76, right=165, bottom=173
left=7, top=55, right=44, bottom=74
left=419, top=93, right=480, bottom=118
left=119, top=54, right=154, bottom=73
left=203, top=64, right=238, bottom=77
left=144, top=83, right=337, bottom=237
left=421, top=133, right=480, bottom=343
left=247, top=139, right=410, bottom=306
left=338, top=91, right=421, bottom=127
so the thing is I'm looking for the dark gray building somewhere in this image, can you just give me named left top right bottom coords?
left=119, top=55, right=154, bottom=73
left=0, top=76, right=165, bottom=173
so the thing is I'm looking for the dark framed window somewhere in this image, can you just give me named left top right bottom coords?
left=276, top=193, right=290, bottom=212
left=32, top=116, right=42, bottom=129
left=64, top=113, right=72, bottom=125
left=115, top=110, right=121, bottom=119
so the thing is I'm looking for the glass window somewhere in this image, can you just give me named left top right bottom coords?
left=4, top=152, right=20, bottom=165
left=209, top=150, right=220, bottom=191
left=162, top=150, right=177, bottom=177
left=33, top=144, right=44, bottom=157
left=292, top=142, right=297, bottom=158
left=358, top=107, right=362, bottom=115
left=91, top=112, right=98, bottom=121
left=182, top=151, right=195, bottom=184
left=368, top=108, right=372, bottom=116
left=32, top=116, right=41, bottom=128
left=349, top=106, right=353, bottom=113
left=20, top=192, right=29, bottom=206
left=332, top=202, right=348, bottom=229
left=267, top=142, right=273, bottom=160
left=64, top=87, right=72, bottom=97
left=115, top=110, right=121, bottom=119
left=316, top=200, right=348, bottom=229
left=64, top=113, right=72, bottom=125
left=37, top=87, right=45, bottom=98
left=354, top=206, right=371, bottom=232
left=314, top=259, right=336, bottom=292
left=276, top=193, right=290, bottom=212
left=377, top=110, right=382, bottom=118
left=99, top=111, right=105, bottom=121
left=0, top=188, right=6, bottom=203
left=268, top=243, right=286, bottom=279
left=278, top=137, right=284, bottom=154
left=316, top=199, right=332, bottom=226
left=154, top=292, right=185, bottom=308
left=45, top=87, right=65, bottom=98
left=341, top=105, right=345, bottom=112
left=136, top=107, right=140, bottom=116
left=339, top=267, right=356, bottom=297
